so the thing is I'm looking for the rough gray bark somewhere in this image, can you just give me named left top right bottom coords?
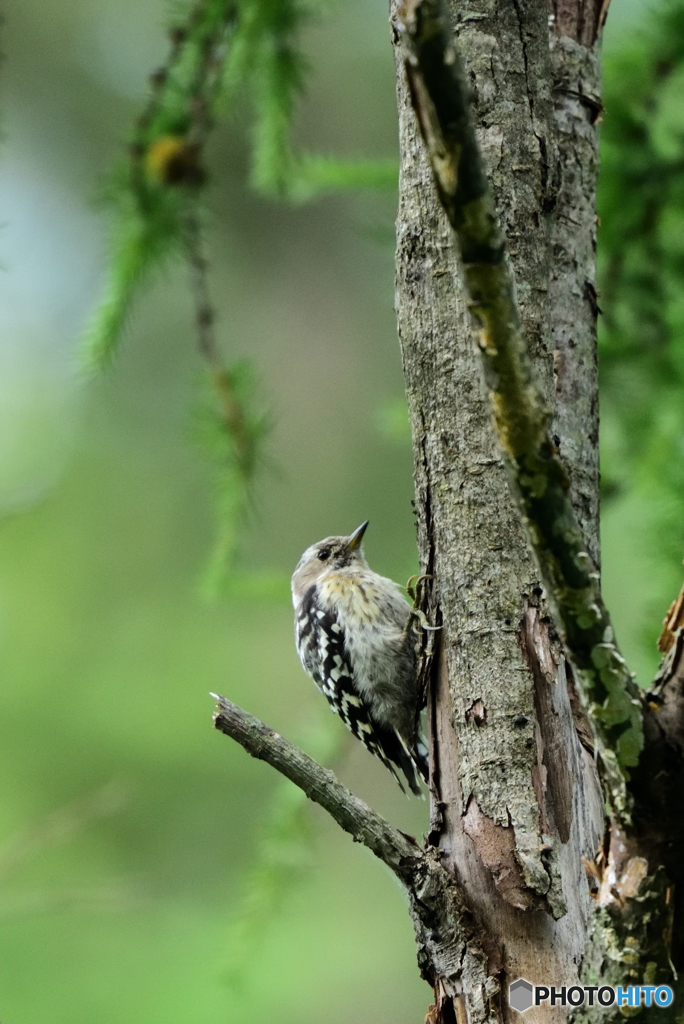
left=391, top=0, right=684, bottom=1019
left=392, top=0, right=609, bottom=1017
left=548, top=36, right=602, bottom=565
left=395, top=0, right=642, bottom=791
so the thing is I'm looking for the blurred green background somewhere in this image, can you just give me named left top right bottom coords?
left=0, top=0, right=681, bottom=1020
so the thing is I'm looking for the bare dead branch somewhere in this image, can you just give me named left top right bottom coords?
left=211, top=693, right=491, bottom=1008
left=393, top=0, right=643, bottom=821
left=211, top=694, right=422, bottom=883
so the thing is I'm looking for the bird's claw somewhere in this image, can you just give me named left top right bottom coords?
left=410, top=607, right=442, bottom=632
left=406, top=574, right=441, bottom=632
left=407, top=573, right=432, bottom=604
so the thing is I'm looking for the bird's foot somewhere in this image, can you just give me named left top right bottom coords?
left=406, top=574, right=441, bottom=632
left=406, top=573, right=430, bottom=603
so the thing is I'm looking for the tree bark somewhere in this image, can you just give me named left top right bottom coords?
left=392, top=0, right=609, bottom=1017
left=213, top=0, right=684, bottom=1015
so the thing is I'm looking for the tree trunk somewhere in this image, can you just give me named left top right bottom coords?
left=392, top=0, right=614, bottom=1017
left=214, top=0, right=684, bottom=1016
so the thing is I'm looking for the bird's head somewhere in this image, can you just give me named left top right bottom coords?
left=291, top=521, right=370, bottom=599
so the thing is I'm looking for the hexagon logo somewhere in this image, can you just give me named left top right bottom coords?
left=509, top=978, right=534, bottom=1013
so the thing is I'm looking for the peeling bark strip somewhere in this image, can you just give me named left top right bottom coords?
left=393, top=0, right=643, bottom=809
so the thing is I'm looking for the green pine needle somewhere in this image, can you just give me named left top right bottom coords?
left=81, top=202, right=180, bottom=372
left=599, top=0, right=684, bottom=534
left=286, top=154, right=398, bottom=203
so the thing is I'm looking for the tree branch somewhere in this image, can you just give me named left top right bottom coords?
left=393, top=0, right=643, bottom=819
left=211, top=694, right=422, bottom=884
left=212, top=693, right=490, bottom=1005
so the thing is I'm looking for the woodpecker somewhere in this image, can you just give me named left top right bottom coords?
left=291, top=521, right=428, bottom=795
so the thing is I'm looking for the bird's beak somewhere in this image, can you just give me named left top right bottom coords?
left=346, top=521, right=369, bottom=552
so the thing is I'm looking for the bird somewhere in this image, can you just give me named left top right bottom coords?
left=291, top=521, right=428, bottom=795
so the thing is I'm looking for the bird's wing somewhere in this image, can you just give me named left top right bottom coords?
left=296, top=587, right=420, bottom=794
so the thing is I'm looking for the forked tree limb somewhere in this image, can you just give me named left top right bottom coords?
left=393, top=0, right=643, bottom=819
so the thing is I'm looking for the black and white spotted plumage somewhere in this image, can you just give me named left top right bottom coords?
left=291, top=522, right=428, bottom=796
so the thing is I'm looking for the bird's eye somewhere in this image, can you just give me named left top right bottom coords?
left=317, top=548, right=331, bottom=561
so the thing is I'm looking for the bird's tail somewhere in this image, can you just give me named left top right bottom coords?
left=393, top=727, right=429, bottom=797
left=414, top=731, right=429, bottom=783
